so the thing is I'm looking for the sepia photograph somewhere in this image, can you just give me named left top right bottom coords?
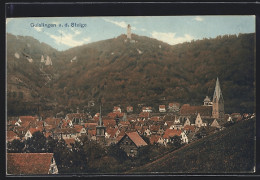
left=6, top=15, right=256, bottom=175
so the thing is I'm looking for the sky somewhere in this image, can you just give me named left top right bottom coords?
left=6, top=16, right=255, bottom=51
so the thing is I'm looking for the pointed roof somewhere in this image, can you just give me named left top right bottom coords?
left=213, top=77, right=223, bottom=101
left=125, top=132, right=147, bottom=147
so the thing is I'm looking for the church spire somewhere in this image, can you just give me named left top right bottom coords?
left=213, top=77, right=223, bottom=101
left=99, top=105, right=103, bottom=126
left=212, top=77, right=225, bottom=119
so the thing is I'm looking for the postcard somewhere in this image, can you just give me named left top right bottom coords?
left=6, top=15, right=256, bottom=175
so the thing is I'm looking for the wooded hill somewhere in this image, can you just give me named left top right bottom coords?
left=6, top=32, right=255, bottom=116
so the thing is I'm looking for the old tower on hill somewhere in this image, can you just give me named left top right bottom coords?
left=127, top=24, right=131, bottom=39
left=212, top=77, right=225, bottom=119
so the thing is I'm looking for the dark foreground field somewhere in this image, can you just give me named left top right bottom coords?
left=128, top=118, right=255, bottom=174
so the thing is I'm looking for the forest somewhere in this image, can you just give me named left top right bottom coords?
left=6, top=32, right=255, bottom=116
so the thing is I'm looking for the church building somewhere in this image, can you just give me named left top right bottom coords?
left=212, top=77, right=225, bottom=119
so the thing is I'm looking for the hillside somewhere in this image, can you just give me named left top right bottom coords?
left=128, top=118, right=255, bottom=173
left=6, top=33, right=255, bottom=116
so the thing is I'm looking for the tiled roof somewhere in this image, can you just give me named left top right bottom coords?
left=19, top=116, right=38, bottom=123
left=183, top=125, right=196, bottom=132
left=44, top=118, right=61, bottom=126
left=169, top=102, right=180, bottom=108
left=139, top=112, right=150, bottom=118
left=107, top=112, right=124, bottom=118
left=150, top=116, right=161, bottom=121
left=142, top=106, right=152, bottom=110
left=126, top=131, right=148, bottom=147
left=88, top=129, right=96, bottom=136
left=106, top=128, right=119, bottom=138
left=85, top=123, right=97, bottom=129
left=28, top=127, right=43, bottom=134
left=149, top=135, right=161, bottom=145
left=150, top=125, right=160, bottom=132
left=7, top=131, right=19, bottom=141
left=103, top=119, right=116, bottom=127
left=7, top=153, right=54, bottom=175
left=163, top=129, right=182, bottom=139
left=66, top=113, right=88, bottom=120
left=74, top=125, right=84, bottom=133
left=180, top=105, right=212, bottom=116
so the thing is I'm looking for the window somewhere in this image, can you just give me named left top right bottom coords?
left=126, top=141, right=128, bottom=145
left=130, top=149, right=134, bottom=153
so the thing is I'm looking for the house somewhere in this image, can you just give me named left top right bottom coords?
left=139, top=112, right=150, bottom=120
left=24, top=127, right=43, bottom=140
left=231, top=113, right=242, bottom=121
left=159, top=105, right=166, bottom=113
left=113, top=106, right=122, bottom=113
left=105, top=128, right=120, bottom=139
left=7, top=153, right=58, bottom=174
left=203, top=96, right=213, bottom=106
left=105, top=128, right=120, bottom=145
left=210, top=119, right=221, bottom=128
left=180, top=104, right=212, bottom=118
left=195, top=113, right=203, bottom=128
left=174, top=116, right=181, bottom=124
left=127, top=106, right=133, bottom=113
left=142, top=106, right=152, bottom=113
left=164, top=121, right=174, bottom=128
left=180, top=132, right=189, bottom=144
left=103, top=119, right=117, bottom=128
left=44, top=118, right=62, bottom=128
left=149, top=135, right=160, bottom=145
left=55, top=128, right=77, bottom=139
left=117, top=131, right=147, bottom=157
left=7, top=131, right=19, bottom=142
left=183, top=118, right=191, bottom=127
left=227, top=115, right=233, bottom=122
left=157, top=136, right=166, bottom=146
left=163, top=129, right=182, bottom=144
left=150, top=116, right=161, bottom=122
left=65, top=113, right=89, bottom=125
left=183, top=125, right=196, bottom=134
left=168, top=102, right=180, bottom=112
left=144, top=128, right=151, bottom=136
left=18, top=116, right=38, bottom=124
left=74, top=125, right=87, bottom=137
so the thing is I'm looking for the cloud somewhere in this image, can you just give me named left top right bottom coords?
left=140, top=28, right=146, bottom=32
left=151, top=31, right=194, bottom=45
left=71, top=28, right=81, bottom=35
left=103, top=18, right=136, bottom=30
left=34, top=26, right=43, bottom=32
left=46, top=30, right=91, bottom=47
left=194, top=16, right=203, bottom=22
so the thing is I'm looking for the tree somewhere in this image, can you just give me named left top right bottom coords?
left=24, top=131, right=47, bottom=153
left=7, top=139, right=25, bottom=153
left=170, top=135, right=182, bottom=148
left=107, top=144, right=128, bottom=163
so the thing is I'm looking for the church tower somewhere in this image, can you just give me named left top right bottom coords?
left=127, top=24, right=131, bottom=39
left=212, top=77, right=225, bottom=119
left=96, top=106, right=106, bottom=144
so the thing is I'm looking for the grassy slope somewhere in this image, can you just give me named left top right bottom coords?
left=128, top=118, right=255, bottom=174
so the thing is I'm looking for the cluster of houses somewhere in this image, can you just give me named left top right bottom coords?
left=6, top=77, right=255, bottom=174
